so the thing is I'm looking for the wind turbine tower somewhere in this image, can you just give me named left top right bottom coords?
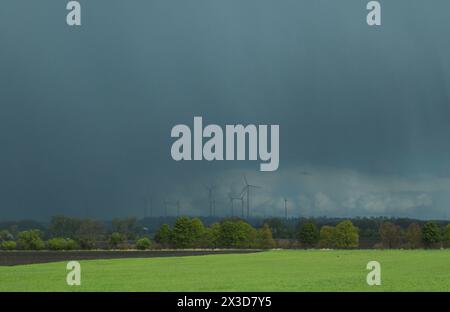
left=228, top=193, right=234, bottom=216
left=205, top=184, right=216, bottom=217
left=284, top=198, right=288, bottom=220
left=242, top=175, right=261, bottom=218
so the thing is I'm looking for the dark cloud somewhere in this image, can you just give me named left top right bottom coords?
left=0, top=0, right=449, bottom=220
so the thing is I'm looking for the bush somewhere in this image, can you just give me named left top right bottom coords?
left=1, top=241, right=17, bottom=250
left=136, top=237, right=152, bottom=250
left=17, top=230, right=45, bottom=250
left=47, top=238, right=79, bottom=250
left=65, top=239, right=78, bottom=250
left=47, top=238, right=67, bottom=250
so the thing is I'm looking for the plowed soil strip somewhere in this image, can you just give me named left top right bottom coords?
left=0, top=250, right=261, bottom=266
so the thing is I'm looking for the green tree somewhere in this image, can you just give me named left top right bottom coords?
left=257, top=224, right=276, bottom=249
left=234, top=220, right=257, bottom=248
left=17, top=230, right=45, bottom=250
left=444, top=224, right=450, bottom=247
left=75, top=219, right=104, bottom=249
left=263, top=218, right=294, bottom=239
left=334, top=220, right=359, bottom=248
left=49, top=215, right=81, bottom=239
left=47, top=238, right=67, bottom=250
left=297, top=221, right=319, bottom=247
left=422, top=221, right=441, bottom=248
left=379, top=222, right=402, bottom=249
left=319, top=225, right=336, bottom=248
left=112, top=218, right=139, bottom=240
left=405, top=223, right=422, bottom=249
left=217, top=221, right=240, bottom=247
left=135, top=237, right=152, bottom=250
left=171, top=216, right=196, bottom=248
left=108, top=232, right=126, bottom=249
left=169, top=216, right=209, bottom=248
left=154, top=224, right=172, bottom=248
left=65, top=239, right=78, bottom=250
left=217, top=220, right=257, bottom=248
left=190, top=218, right=206, bottom=248
left=205, top=223, right=221, bottom=248
left=0, top=230, right=14, bottom=242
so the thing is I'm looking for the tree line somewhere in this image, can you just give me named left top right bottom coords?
left=153, top=217, right=275, bottom=249
left=293, top=220, right=449, bottom=249
left=0, top=216, right=276, bottom=250
left=0, top=215, right=449, bottom=250
left=0, top=216, right=148, bottom=251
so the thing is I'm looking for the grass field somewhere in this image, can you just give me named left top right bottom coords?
left=0, top=250, right=449, bottom=291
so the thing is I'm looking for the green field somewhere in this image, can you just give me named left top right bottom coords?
left=0, top=250, right=449, bottom=291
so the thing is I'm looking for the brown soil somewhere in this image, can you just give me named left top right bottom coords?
left=0, top=250, right=261, bottom=266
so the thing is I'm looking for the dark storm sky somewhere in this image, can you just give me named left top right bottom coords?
left=1, top=0, right=450, bottom=221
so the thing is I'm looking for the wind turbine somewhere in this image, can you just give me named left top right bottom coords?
left=143, top=195, right=153, bottom=218
left=238, top=192, right=245, bottom=217
left=149, top=196, right=153, bottom=217
left=284, top=198, right=288, bottom=220
left=229, top=192, right=244, bottom=217
left=205, top=184, right=216, bottom=217
left=241, top=175, right=261, bottom=218
left=231, top=189, right=246, bottom=218
left=228, top=193, right=234, bottom=216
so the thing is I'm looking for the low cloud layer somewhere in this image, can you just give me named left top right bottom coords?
left=160, top=166, right=450, bottom=220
